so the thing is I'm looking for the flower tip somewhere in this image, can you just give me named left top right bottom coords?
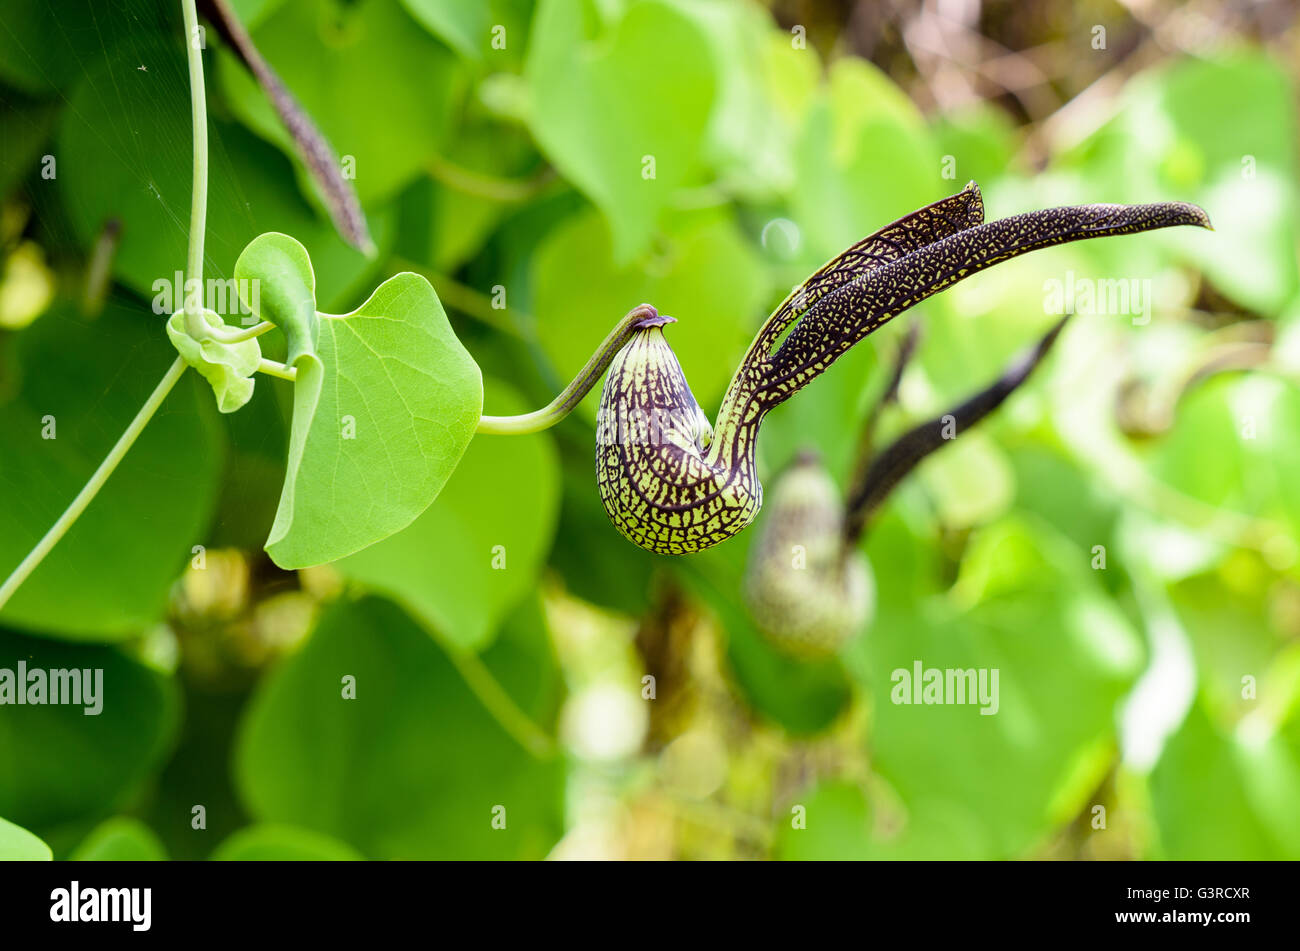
left=630, top=304, right=675, bottom=329
left=1185, top=203, right=1213, bottom=230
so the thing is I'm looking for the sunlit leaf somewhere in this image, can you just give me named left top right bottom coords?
left=525, top=0, right=718, bottom=261
left=235, top=233, right=483, bottom=568
left=337, top=378, right=560, bottom=652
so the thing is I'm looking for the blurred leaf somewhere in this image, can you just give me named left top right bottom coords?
left=524, top=0, right=717, bottom=261
left=205, top=377, right=291, bottom=550
left=211, top=823, right=362, bottom=860
left=932, top=102, right=1022, bottom=190
left=218, top=0, right=465, bottom=205
left=1169, top=569, right=1279, bottom=714
left=532, top=206, right=768, bottom=417
left=791, top=57, right=940, bottom=262
left=1148, top=697, right=1300, bottom=859
left=1149, top=374, right=1300, bottom=541
left=675, top=0, right=799, bottom=197
left=70, top=817, right=167, bottom=860
left=226, top=0, right=288, bottom=30
left=0, top=628, right=178, bottom=837
left=0, top=92, right=57, bottom=195
left=400, top=0, right=489, bottom=61
left=915, top=429, right=1017, bottom=529
left=773, top=781, right=991, bottom=859
left=0, top=300, right=224, bottom=639
left=1005, top=443, right=1120, bottom=574
left=0, top=0, right=171, bottom=95
left=0, top=816, right=50, bottom=860
left=548, top=439, right=655, bottom=616
left=1062, top=54, right=1298, bottom=316
left=855, top=517, right=1145, bottom=857
left=57, top=37, right=386, bottom=313
left=337, top=378, right=560, bottom=652
left=235, top=595, right=565, bottom=859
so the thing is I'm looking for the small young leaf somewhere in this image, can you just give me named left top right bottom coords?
left=234, top=231, right=319, bottom=367
left=166, top=309, right=262, bottom=413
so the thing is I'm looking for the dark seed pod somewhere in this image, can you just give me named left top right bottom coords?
left=742, top=452, right=873, bottom=658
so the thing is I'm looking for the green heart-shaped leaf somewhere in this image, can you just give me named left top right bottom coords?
left=235, top=596, right=565, bottom=859
left=337, top=378, right=560, bottom=652
left=235, top=233, right=482, bottom=568
left=524, top=0, right=718, bottom=262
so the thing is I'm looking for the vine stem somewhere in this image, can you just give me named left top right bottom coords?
left=257, top=357, right=297, bottom=381
left=476, top=304, right=658, bottom=435
left=0, top=0, right=213, bottom=609
left=0, top=358, right=188, bottom=610
left=181, top=0, right=208, bottom=340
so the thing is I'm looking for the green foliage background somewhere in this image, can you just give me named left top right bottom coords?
left=1, top=0, right=1298, bottom=860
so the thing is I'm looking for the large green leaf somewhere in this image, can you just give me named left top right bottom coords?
left=0, top=629, right=179, bottom=840
left=338, top=379, right=560, bottom=652
left=235, top=596, right=566, bottom=859
left=524, top=0, right=718, bottom=262
left=234, top=233, right=483, bottom=568
left=0, top=300, right=224, bottom=639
